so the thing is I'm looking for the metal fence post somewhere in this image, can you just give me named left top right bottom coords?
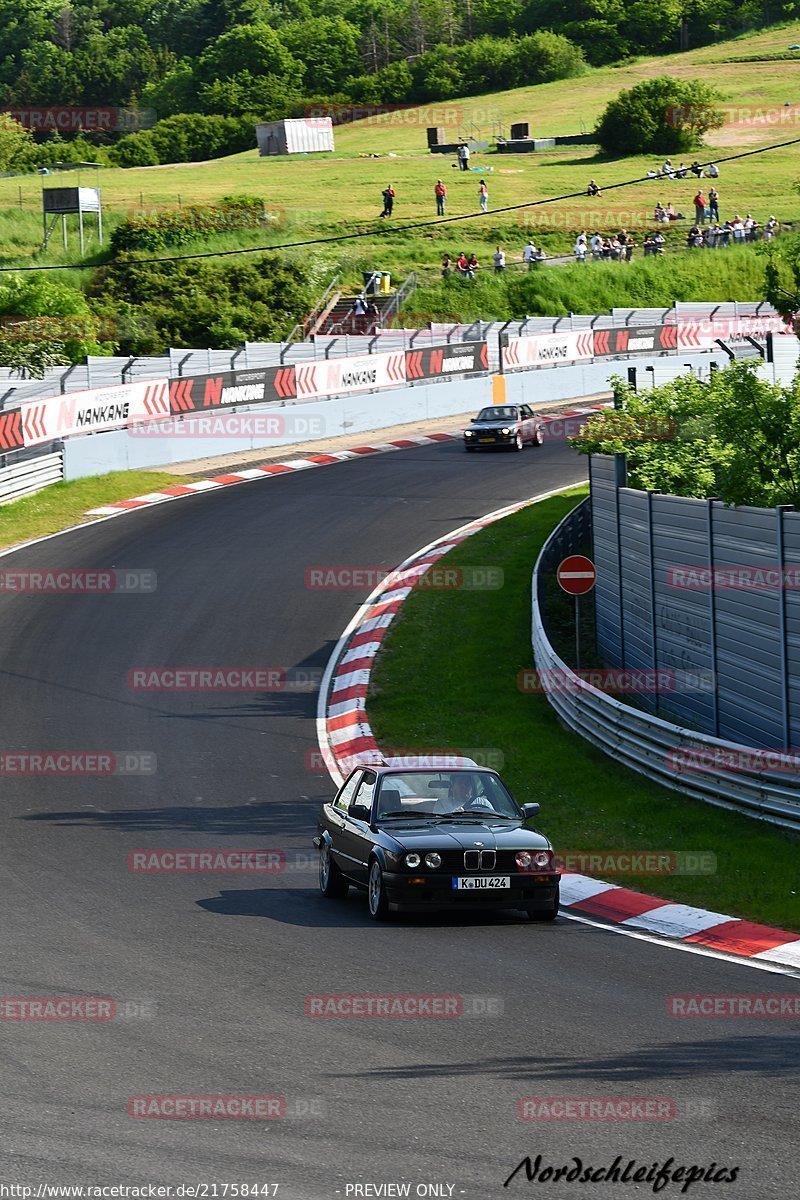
left=706, top=497, right=720, bottom=737
left=777, top=505, right=792, bottom=748
left=648, top=490, right=659, bottom=715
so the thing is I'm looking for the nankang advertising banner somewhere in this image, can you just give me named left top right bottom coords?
left=593, top=326, right=678, bottom=356
left=405, top=341, right=488, bottom=380
left=169, top=366, right=296, bottom=415
left=502, top=330, right=594, bottom=370
left=295, top=351, right=407, bottom=399
left=18, top=379, right=170, bottom=447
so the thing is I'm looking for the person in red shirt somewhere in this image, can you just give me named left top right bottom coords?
left=434, top=179, right=446, bottom=216
left=693, top=190, right=707, bottom=225
left=456, top=252, right=469, bottom=277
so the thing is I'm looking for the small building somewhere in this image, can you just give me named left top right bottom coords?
left=255, top=118, right=334, bottom=157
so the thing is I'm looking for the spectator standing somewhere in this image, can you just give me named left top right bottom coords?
left=732, top=215, right=746, bottom=244
left=479, top=180, right=488, bottom=212
left=693, top=189, right=707, bottom=224
left=380, top=184, right=395, bottom=218
left=625, top=236, right=635, bottom=262
left=434, top=179, right=446, bottom=216
left=523, top=239, right=537, bottom=268
left=653, top=231, right=665, bottom=254
left=720, top=220, right=732, bottom=247
left=574, top=235, right=587, bottom=263
left=744, top=214, right=756, bottom=241
left=466, top=252, right=479, bottom=278
left=493, top=245, right=506, bottom=274
left=456, top=251, right=469, bottom=277
left=643, top=234, right=654, bottom=256
left=441, top=253, right=452, bottom=278
left=708, top=187, right=719, bottom=222
left=458, top=143, right=470, bottom=171
left=590, top=231, right=602, bottom=259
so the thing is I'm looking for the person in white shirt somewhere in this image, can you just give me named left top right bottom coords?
left=732, top=216, right=745, bottom=243
left=590, top=232, right=603, bottom=259
left=662, top=159, right=674, bottom=178
left=458, top=143, right=470, bottom=171
left=523, top=240, right=537, bottom=268
left=493, top=245, right=506, bottom=273
left=574, top=236, right=587, bottom=262
left=706, top=163, right=719, bottom=178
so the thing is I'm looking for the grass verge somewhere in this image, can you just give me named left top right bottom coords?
left=0, top=470, right=184, bottom=551
left=368, top=487, right=800, bottom=931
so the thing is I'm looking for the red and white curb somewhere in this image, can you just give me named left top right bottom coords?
left=85, top=433, right=460, bottom=516
left=316, top=491, right=800, bottom=975
left=84, top=402, right=611, bottom=519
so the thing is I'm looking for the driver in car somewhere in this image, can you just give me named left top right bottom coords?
left=435, top=773, right=495, bottom=814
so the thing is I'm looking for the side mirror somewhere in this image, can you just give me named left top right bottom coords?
left=522, top=803, right=540, bottom=819
left=349, top=802, right=372, bottom=823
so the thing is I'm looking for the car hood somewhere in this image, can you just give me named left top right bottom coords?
left=467, top=419, right=514, bottom=430
left=378, top=819, right=550, bottom=851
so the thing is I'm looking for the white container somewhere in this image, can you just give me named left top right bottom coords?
left=255, top=118, right=334, bottom=156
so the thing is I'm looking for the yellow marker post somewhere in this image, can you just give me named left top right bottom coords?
left=491, top=374, right=507, bottom=405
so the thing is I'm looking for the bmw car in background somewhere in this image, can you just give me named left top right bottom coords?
left=463, top=404, right=544, bottom=451
left=313, top=758, right=559, bottom=921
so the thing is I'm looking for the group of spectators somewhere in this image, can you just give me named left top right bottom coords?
left=646, top=159, right=719, bottom=181
left=685, top=215, right=781, bottom=249
left=573, top=231, right=636, bottom=262
left=434, top=178, right=489, bottom=216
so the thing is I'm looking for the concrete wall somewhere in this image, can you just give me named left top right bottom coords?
left=64, top=349, right=735, bottom=481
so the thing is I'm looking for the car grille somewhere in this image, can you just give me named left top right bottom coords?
left=463, top=849, right=496, bottom=871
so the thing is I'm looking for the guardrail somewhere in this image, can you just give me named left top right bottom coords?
left=0, top=450, right=63, bottom=504
left=532, top=499, right=800, bottom=832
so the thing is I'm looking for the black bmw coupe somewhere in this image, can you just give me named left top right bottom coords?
left=313, top=759, right=559, bottom=921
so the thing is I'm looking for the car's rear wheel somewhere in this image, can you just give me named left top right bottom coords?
left=368, top=859, right=390, bottom=921
left=513, top=431, right=524, bottom=451
left=319, top=841, right=349, bottom=899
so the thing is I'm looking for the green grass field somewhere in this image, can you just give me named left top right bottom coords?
left=368, top=491, right=800, bottom=931
left=3, top=21, right=800, bottom=285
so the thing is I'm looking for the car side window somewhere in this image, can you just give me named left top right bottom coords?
left=334, top=771, right=363, bottom=813
left=351, top=772, right=376, bottom=816
left=520, top=405, right=532, bottom=419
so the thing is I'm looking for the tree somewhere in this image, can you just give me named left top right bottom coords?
left=0, top=115, right=34, bottom=170
left=595, top=76, right=725, bottom=156
left=0, top=275, right=112, bottom=368
left=281, top=17, right=361, bottom=93
left=572, top=362, right=800, bottom=509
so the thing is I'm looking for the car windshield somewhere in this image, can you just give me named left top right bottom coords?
left=475, top=407, right=517, bottom=422
left=375, top=771, right=521, bottom=820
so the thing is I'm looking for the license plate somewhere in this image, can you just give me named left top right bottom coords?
left=452, top=876, right=511, bottom=890
left=478, top=438, right=494, bottom=444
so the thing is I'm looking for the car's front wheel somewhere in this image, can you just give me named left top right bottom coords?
left=319, top=841, right=349, bottom=899
left=527, top=895, right=559, bottom=922
left=512, top=431, right=524, bottom=451
left=368, top=859, right=390, bottom=921
left=531, top=424, right=544, bottom=446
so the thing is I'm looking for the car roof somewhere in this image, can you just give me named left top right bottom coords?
left=344, top=756, right=486, bottom=776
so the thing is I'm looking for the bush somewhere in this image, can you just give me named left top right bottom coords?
left=88, top=254, right=313, bottom=353
left=109, top=132, right=160, bottom=167
left=595, top=76, right=725, bottom=156
left=109, top=196, right=270, bottom=254
left=108, top=115, right=255, bottom=167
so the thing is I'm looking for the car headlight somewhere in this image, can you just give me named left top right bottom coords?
left=464, top=430, right=475, bottom=437
left=404, top=852, right=421, bottom=868
left=516, top=851, right=532, bottom=869
left=500, top=427, right=511, bottom=435
left=533, top=850, right=553, bottom=869
left=424, top=852, right=442, bottom=868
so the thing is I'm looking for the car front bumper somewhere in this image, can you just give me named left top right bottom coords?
left=382, top=871, right=559, bottom=912
left=464, top=432, right=514, bottom=448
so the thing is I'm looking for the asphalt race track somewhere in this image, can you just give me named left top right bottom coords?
left=0, top=433, right=797, bottom=1198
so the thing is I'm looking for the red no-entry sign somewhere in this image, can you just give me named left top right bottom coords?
left=557, top=555, right=596, bottom=596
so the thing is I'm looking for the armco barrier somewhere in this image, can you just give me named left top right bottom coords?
left=0, top=450, right=63, bottom=504
left=532, top=499, right=800, bottom=832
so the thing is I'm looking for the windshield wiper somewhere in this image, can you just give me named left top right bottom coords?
left=378, top=810, right=434, bottom=819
